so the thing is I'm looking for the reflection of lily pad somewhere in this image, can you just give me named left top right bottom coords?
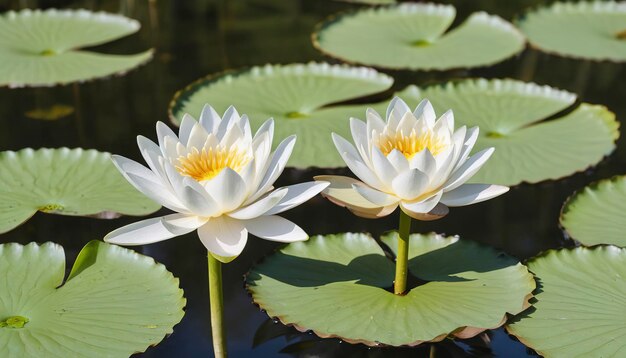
left=0, top=148, right=161, bottom=234
left=169, top=62, right=393, bottom=168
left=25, top=104, right=74, bottom=121
left=518, top=1, right=626, bottom=61
left=0, top=9, right=153, bottom=87
left=0, top=241, right=185, bottom=356
left=392, top=79, right=619, bottom=186
left=561, top=176, right=626, bottom=246
left=246, top=232, right=534, bottom=346
left=312, top=3, right=525, bottom=70
left=507, top=246, right=626, bottom=357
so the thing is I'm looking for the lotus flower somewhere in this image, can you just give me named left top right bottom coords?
left=105, top=105, right=329, bottom=262
left=316, top=97, right=508, bottom=220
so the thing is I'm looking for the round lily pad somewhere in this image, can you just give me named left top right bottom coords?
left=518, top=1, right=626, bottom=61
left=507, top=246, right=626, bottom=357
left=312, top=3, right=525, bottom=70
left=169, top=62, right=393, bottom=168
left=0, top=9, right=153, bottom=87
left=0, top=240, right=185, bottom=356
left=0, top=148, right=161, bottom=234
left=561, top=176, right=626, bottom=246
left=391, top=78, right=619, bottom=186
left=246, top=232, right=534, bottom=346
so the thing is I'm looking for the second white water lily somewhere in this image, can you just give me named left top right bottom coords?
left=316, top=97, right=509, bottom=221
left=105, top=105, right=328, bottom=262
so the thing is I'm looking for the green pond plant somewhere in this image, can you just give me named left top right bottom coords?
left=0, top=241, right=185, bottom=356
left=0, top=8, right=153, bottom=87
left=0, top=147, right=160, bottom=234
left=104, top=105, right=329, bottom=357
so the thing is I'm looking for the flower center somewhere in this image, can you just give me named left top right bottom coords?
left=377, top=130, right=448, bottom=159
left=176, top=146, right=251, bottom=182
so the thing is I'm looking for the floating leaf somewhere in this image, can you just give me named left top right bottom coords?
left=393, top=78, right=619, bottom=186
left=0, top=241, right=185, bottom=356
left=312, top=3, right=525, bottom=70
left=24, top=104, right=74, bottom=121
left=518, top=1, right=626, bottom=61
left=560, top=176, right=626, bottom=246
left=0, top=148, right=161, bottom=234
left=169, top=62, right=393, bottom=168
left=0, top=9, right=153, bottom=87
left=246, top=232, right=534, bottom=346
left=507, top=246, right=626, bottom=357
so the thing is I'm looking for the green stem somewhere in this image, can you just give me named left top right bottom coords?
left=394, top=210, right=412, bottom=295
left=208, top=254, right=227, bottom=358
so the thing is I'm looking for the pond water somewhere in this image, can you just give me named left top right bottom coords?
left=0, top=0, right=624, bottom=357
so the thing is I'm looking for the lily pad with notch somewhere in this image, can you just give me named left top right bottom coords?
left=0, top=240, right=185, bottom=357
left=246, top=232, right=534, bottom=346
left=0, top=8, right=153, bottom=87
left=0, top=148, right=161, bottom=234
left=312, top=3, right=525, bottom=70
left=507, top=246, right=626, bottom=357
left=169, top=62, right=393, bottom=168
left=390, top=78, right=620, bottom=186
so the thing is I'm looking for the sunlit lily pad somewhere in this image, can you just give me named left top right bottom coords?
left=312, top=3, right=525, bottom=70
left=507, top=246, right=626, bottom=357
left=0, top=240, right=185, bottom=356
left=169, top=62, right=393, bottom=168
left=560, top=176, right=626, bottom=246
left=246, top=232, right=534, bottom=346
left=518, top=1, right=626, bottom=61
left=0, top=148, right=161, bottom=234
left=392, top=79, right=620, bottom=186
left=24, top=104, right=74, bottom=121
left=0, top=9, right=153, bottom=87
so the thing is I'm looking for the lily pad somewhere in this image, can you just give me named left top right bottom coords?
left=0, top=148, right=161, bottom=234
left=246, top=232, right=534, bottom=346
left=560, top=176, right=626, bottom=246
left=169, top=62, right=393, bottom=168
left=0, top=9, right=153, bottom=87
left=312, top=3, right=525, bottom=70
left=0, top=240, right=185, bottom=356
left=507, top=246, right=626, bottom=357
left=24, top=104, right=74, bottom=121
left=518, top=1, right=626, bottom=61
left=392, top=78, right=620, bottom=186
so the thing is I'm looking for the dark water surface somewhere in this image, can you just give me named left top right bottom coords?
left=0, top=0, right=624, bottom=357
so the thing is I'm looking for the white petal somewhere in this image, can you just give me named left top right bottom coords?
left=332, top=132, right=360, bottom=159
left=198, top=216, right=248, bottom=260
left=410, top=149, right=437, bottom=174
left=204, top=168, right=247, bottom=213
left=228, top=189, right=287, bottom=220
left=137, top=136, right=168, bottom=180
left=247, top=135, right=295, bottom=204
left=444, top=148, right=495, bottom=192
left=391, top=168, right=430, bottom=200
left=353, top=184, right=400, bottom=206
left=433, top=109, right=454, bottom=134
left=440, top=184, right=509, bottom=207
left=453, top=126, right=479, bottom=172
left=414, top=99, right=436, bottom=127
left=240, top=114, right=252, bottom=140
left=156, top=121, right=178, bottom=152
left=178, top=113, right=197, bottom=146
left=186, top=122, right=210, bottom=150
left=371, top=147, right=397, bottom=189
left=264, top=181, right=330, bottom=216
left=387, top=150, right=409, bottom=173
left=366, top=108, right=385, bottom=133
left=104, top=214, right=207, bottom=245
left=344, top=152, right=386, bottom=190
left=199, top=104, right=221, bottom=133
left=350, top=118, right=370, bottom=162
left=386, top=97, right=411, bottom=128
left=400, top=190, right=443, bottom=215
left=216, top=106, right=240, bottom=140
left=244, top=215, right=307, bottom=242
left=179, top=178, right=220, bottom=217
left=253, top=119, right=274, bottom=148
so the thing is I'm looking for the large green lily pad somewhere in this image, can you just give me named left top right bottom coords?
left=0, top=148, right=161, bottom=234
left=561, top=176, right=626, bottom=246
left=391, top=79, right=620, bottom=186
left=0, top=241, right=185, bottom=357
left=507, top=246, right=626, bottom=357
left=169, top=62, right=393, bottom=168
left=312, top=3, right=525, bottom=70
left=0, top=9, right=153, bottom=87
left=518, top=1, right=626, bottom=62
left=246, top=232, right=534, bottom=346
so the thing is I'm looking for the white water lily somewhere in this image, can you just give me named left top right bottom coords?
left=316, top=97, right=508, bottom=220
left=105, top=105, right=329, bottom=262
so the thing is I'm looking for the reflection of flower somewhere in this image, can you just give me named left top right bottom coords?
left=316, top=97, right=508, bottom=220
left=105, top=105, right=328, bottom=262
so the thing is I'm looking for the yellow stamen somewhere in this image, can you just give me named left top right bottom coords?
left=377, top=130, right=447, bottom=159
left=176, top=146, right=251, bottom=181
